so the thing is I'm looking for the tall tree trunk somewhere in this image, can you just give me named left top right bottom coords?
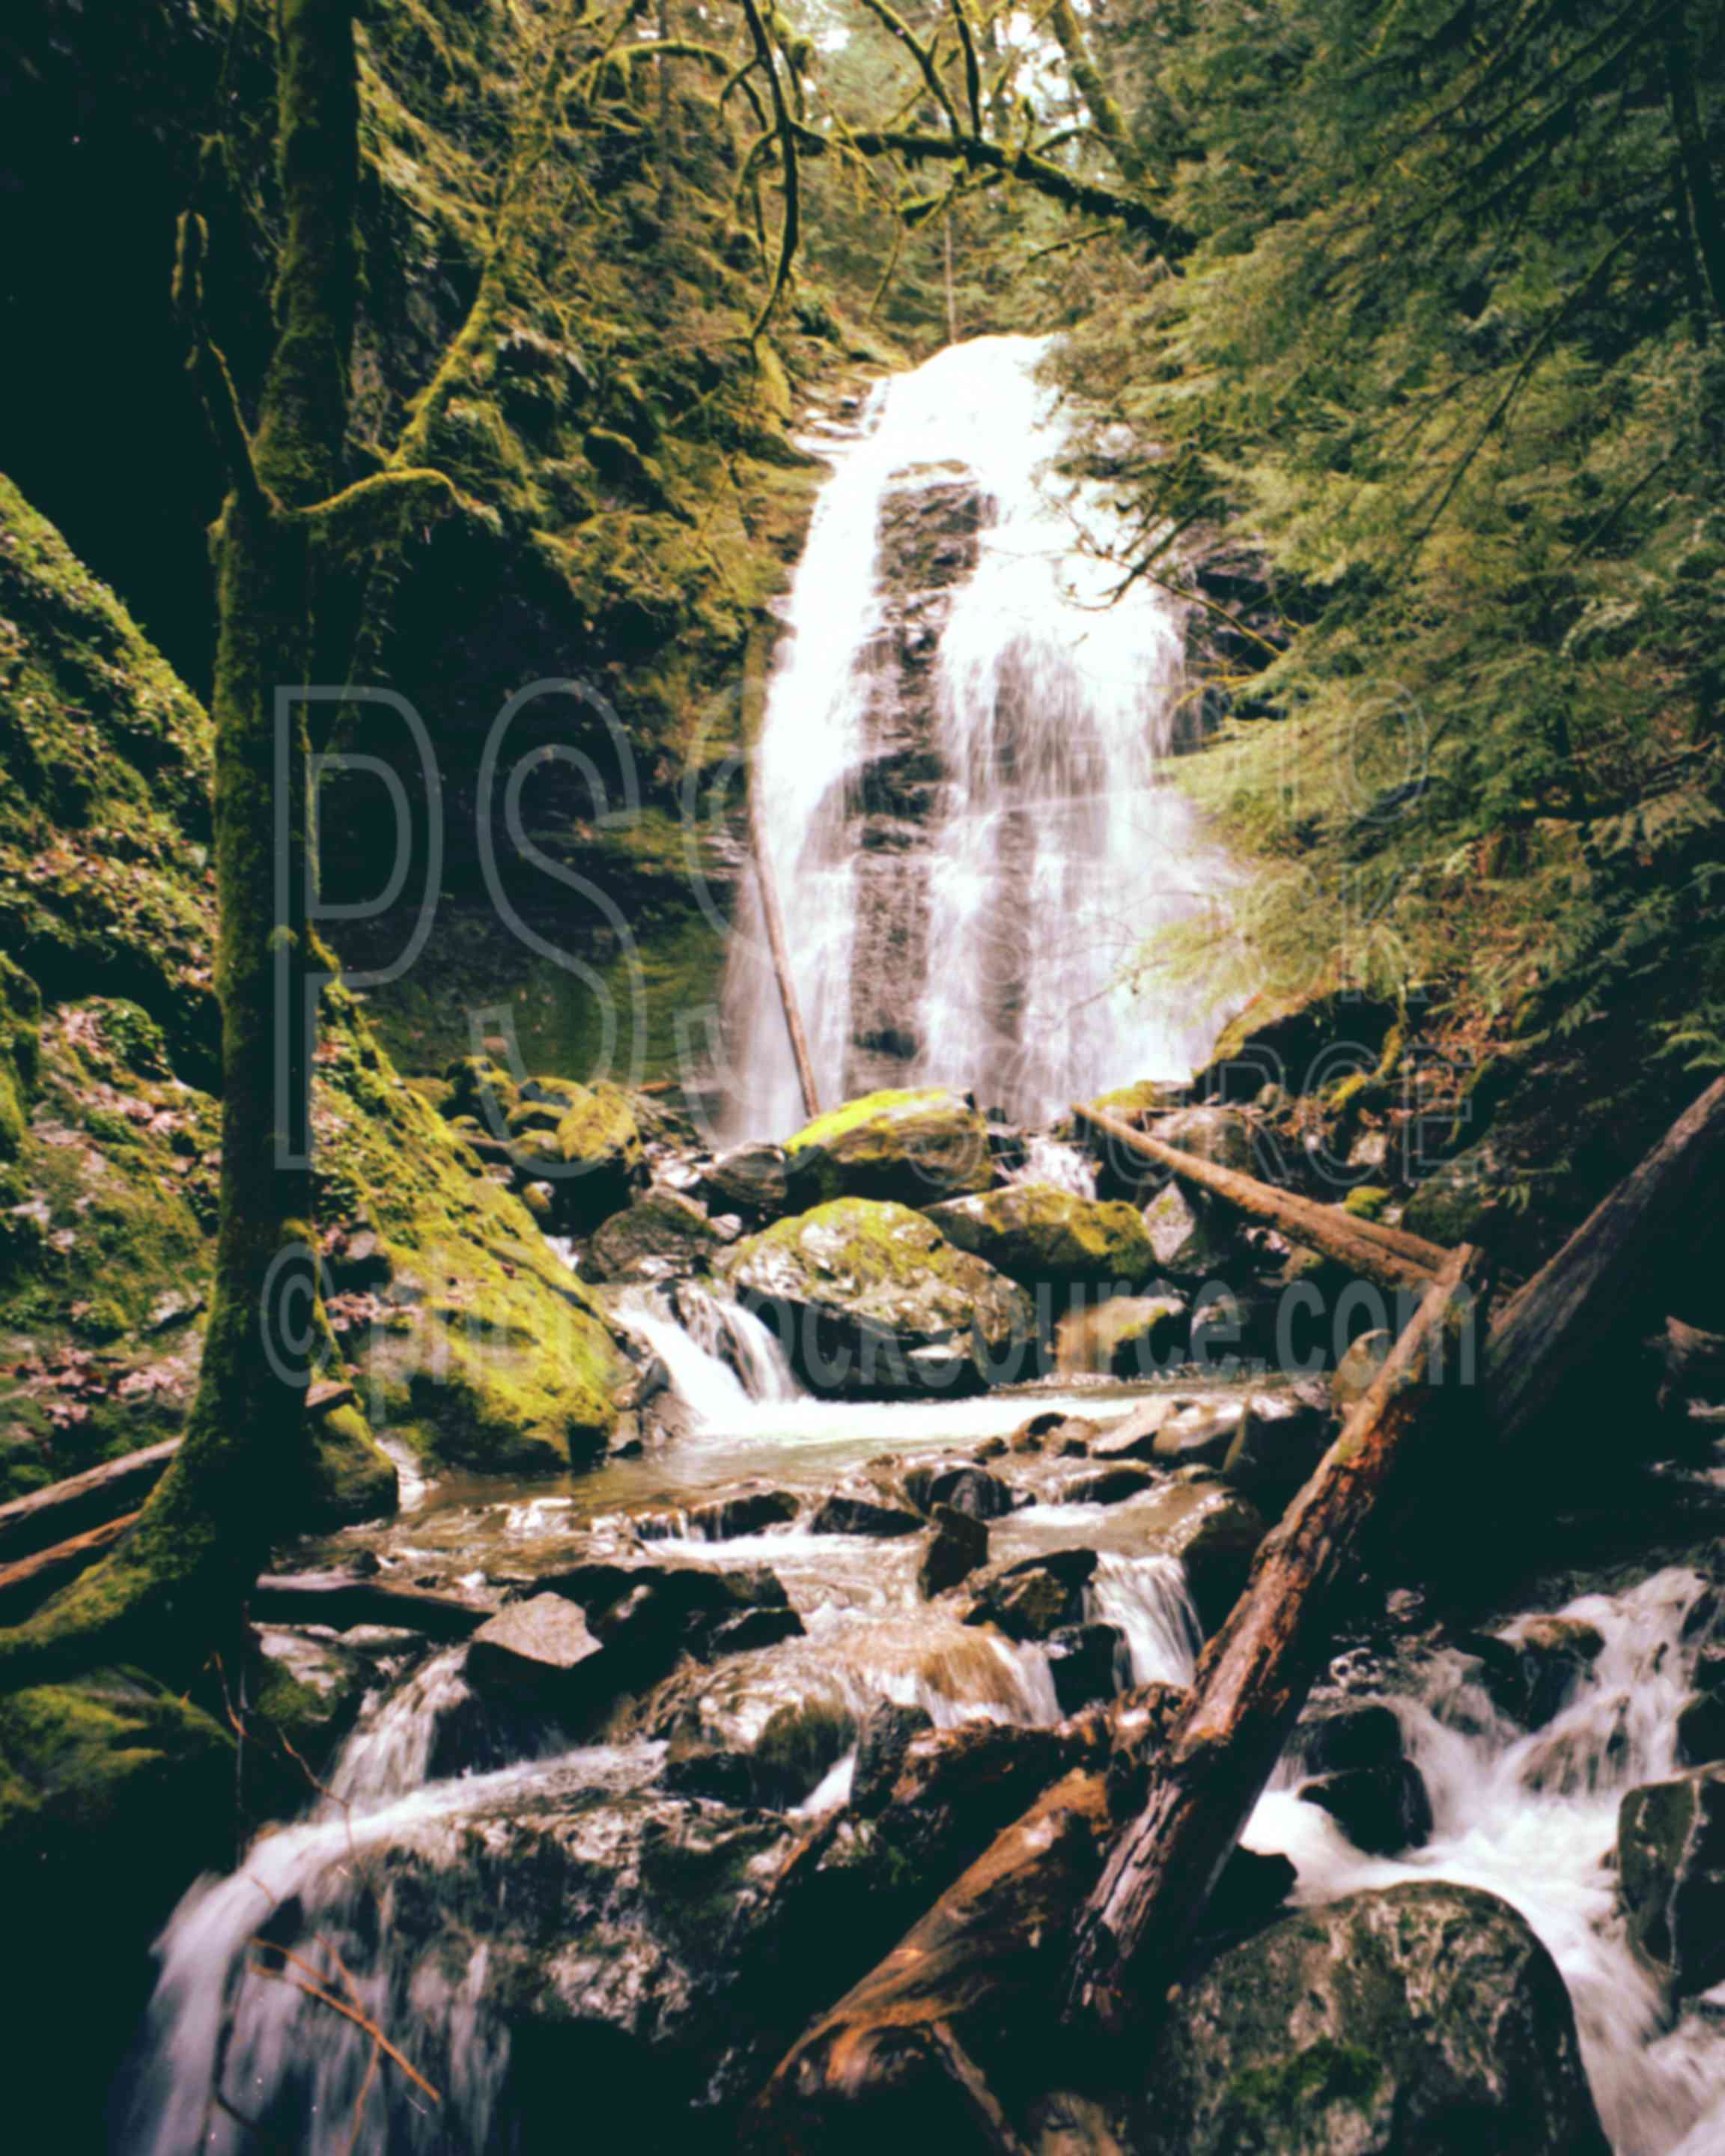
left=0, top=0, right=359, bottom=1687
left=1665, top=4, right=1725, bottom=327
left=1047, top=0, right=1143, bottom=187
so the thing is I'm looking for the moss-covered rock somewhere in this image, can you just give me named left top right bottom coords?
left=720, top=1199, right=1035, bottom=1398
left=1140, top=1881, right=1607, bottom=2155
left=785, top=1087, right=993, bottom=1209
left=0, top=482, right=631, bottom=1492
left=922, top=1184, right=1156, bottom=1293
left=585, top=1186, right=725, bottom=1282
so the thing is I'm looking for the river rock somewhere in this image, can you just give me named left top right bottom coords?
left=1138, top=1881, right=1608, bottom=2156
left=719, top=1198, right=1035, bottom=1398
left=901, top=1457, right=1014, bottom=1519
left=851, top=1702, right=935, bottom=1814
left=1057, top=1461, right=1157, bottom=1505
left=1298, top=1701, right=1404, bottom=1774
left=1008, top=1409, right=1097, bottom=1453
left=922, top=1183, right=1155, bottom=1291
left=700, top=1140, right=791, bottom=1219
left=1676, top=1689, right=1725, bottom=1766
left=1119, top=1477, right=1267, bottom=1633
left=508, top=1077, right=644, bottom=1228
left=466, top=1594, right=605, bottom=1704
left=1464, top=1616, right=1604, bottom=1728
left=1301, top=1759, right=1434, bottom=1854
left=1152, top=1401, right=1245, bottom=1469
left=783, top=1086, right=993, bottom=1208
left=1147, top=1103, right=1259, bottom=1178
left=633, top=1483, right=800, bottom=1542
left=810, top=1490, right=925, bottom=1538
left=1091, top=1398, right=1184, bottom=1462
left=1056, top=1294, right=1187, bottom=1377
left=583, top=1185, right=724, bottom=1280
left=961, top=1547, right=1098, bottom=1639
left=1047, top=1622, right=1123, bottom=1714
left=1220, top=1390, right=1333, bottom=1511
left=1619, top=1765, right=1725, bottom=1996
left=919, top=1504, right=990, bottom=1597
left=650, top=1662, right=857, bottom=1808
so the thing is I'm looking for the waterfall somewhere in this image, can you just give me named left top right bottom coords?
left=610, top=1281, right=800, bottom=1429
left=723, top=333, right=1231, bottom=1139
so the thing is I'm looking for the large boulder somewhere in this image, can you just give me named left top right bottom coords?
left=922, top=1184, right=1156, bottom=1294
left=719, top=1199, right=1035, bottom=1398
left=783, top=1087, right=992, bottom=1209
left=583, top=1185, right=724, bottom=1281
left=1619, top=1765, right=1725, bottom=1997
left=1056, top=1295, right=1186, bottom=1377
left=1139, top=1882, right=1608, bottom=2156
left=700, top=1141, right=791, bottom=1220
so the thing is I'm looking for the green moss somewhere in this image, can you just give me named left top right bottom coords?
left=926, top=1184, right=1156, bottom=1288
left=784, top=1088, right=993, bottom=1208
left=788, top=1087, right=954, bottom=1154
left=1343, top=1185, right=1393, bottom=1220
left=1220, top=2039, right=1383, bottom=2143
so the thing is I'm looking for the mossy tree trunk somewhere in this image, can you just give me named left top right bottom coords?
left=0, top=0, right=362, bottom=1687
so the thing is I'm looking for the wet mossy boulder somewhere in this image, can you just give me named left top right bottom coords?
left=1618, top=1764, right=1725, bottom=1997
left=922, top=1183, right=1155, bottom=1294
left=784, top=1087, right=992, bottom=1210
left=719, top=1198, right=1035, bottom=1398
left=584, top=1185, right=723, bottom=1282
left=1140, top=1881, right=1608, bottom=2155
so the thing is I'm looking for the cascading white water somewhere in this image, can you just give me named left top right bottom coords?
left=1246, top=1567, right=1725, bottom=2156
left=610, top=1280, right=800, bottom=1430
left=723, top=334, right=1232, bottom=1139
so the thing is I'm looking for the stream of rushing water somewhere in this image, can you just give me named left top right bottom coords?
left=722, top=332, right=1231, bottom=1137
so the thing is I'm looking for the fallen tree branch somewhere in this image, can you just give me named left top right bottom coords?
left=0, top=1512, right=141, bottom=1625
left=0, top=1439, right=180, bottom=1563
left=1062, top=1244, right=1488, bottom=2038
left=1485, top=1074, right=1725, bottom=1447
left=1074, top=1103, right=1450, bottom=1293
left=249, top=1574, right=487, bottom=1640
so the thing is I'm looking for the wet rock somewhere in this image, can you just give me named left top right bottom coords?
left=651, top=1666, right=857, bottom=1809
left=973, top=1434, right=1008, bottom=1461
left=1148, top=1103, right=1259, bottom=1178
left=1619, top=1766, right=1725, bottom=1997
left=1008, top=1408, right=1096, bottom=1453
left=1140, top=1881, right=1608, bottom=2156
left=532, top=1557, right=793, bottom=1686
left=1464, top=1616, right=1604, bottom=1728
left=1056, top=1294, right=1186, bottom=1377
left=1205, top=1846, right=1297, bottom=1942
left=466, top=1595, right=604, bottom=1705
left=922, top=1184, right=1155, bottom=1291
left=1047, top=1622, right=1124, bottom=1714
left=901, top=1458, right=1014, bottom=1520
left=961, top=1547, right=1098, bottom=1640
left=1299, top=1701, right=1404, bottom=1774
left=1120, top=1479, right=1265, bottom=1634
left=783, top=1086, right=993, bottom=1209
left=919, top=1505, right=990, bottom=1597
left=1057, top=1461, right=1157, bottom=1506
left=634, top=1484, right=800, bottom=1542
left=1091, top=1398, right=1187, bottom=1462
left=1302, top=1759, right=1434, bottom=1854
left=719, top=1197, right=1034, bottom=1398
left=707, top=1605, right=806, bottom=1655
left=809, top=1490, right=925, bottom=1538
left=1152, top=1401, right=1245, bottom=1469
left=700, top=1141, right=791, bottom=1219
left=583, top=1186, right=723, bottom=1281
left=851, top=1702, right=934, bottom=1815
left=1220, top=1390, right=1333, bottom=1513
left=1676, top=1690, right=1725, bottom=1767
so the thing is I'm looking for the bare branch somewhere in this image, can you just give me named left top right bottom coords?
left=172, top=212, right=270, bottom=511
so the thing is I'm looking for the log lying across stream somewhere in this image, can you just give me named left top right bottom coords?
left=1062, top=1243, right=1488, bottom=2035
left=1073, top=1103, right=1449, bottom=1294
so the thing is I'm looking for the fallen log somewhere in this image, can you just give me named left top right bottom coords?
left=1485, top=1075, right=1725, bottom=1448
left=1074, top=1103, right=1449, bottom=1293
left=752, top=1690, right=1193, bottom=2155
left=0, top=1439, right=180, bottom=1565
left=249, top=1573, right=487, bottom=1640
left=1061, top=1244, right=1488, bottom=2038
left=0, top=1512, right=141, bottom=1625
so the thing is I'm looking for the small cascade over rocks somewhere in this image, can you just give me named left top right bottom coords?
left=610, top=1279, right=800, bottom=1430
left=724, top=334, right=1232, bottom=1138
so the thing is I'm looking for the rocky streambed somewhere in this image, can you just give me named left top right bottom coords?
left=94, top=1070, right=1725, bottom=2153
